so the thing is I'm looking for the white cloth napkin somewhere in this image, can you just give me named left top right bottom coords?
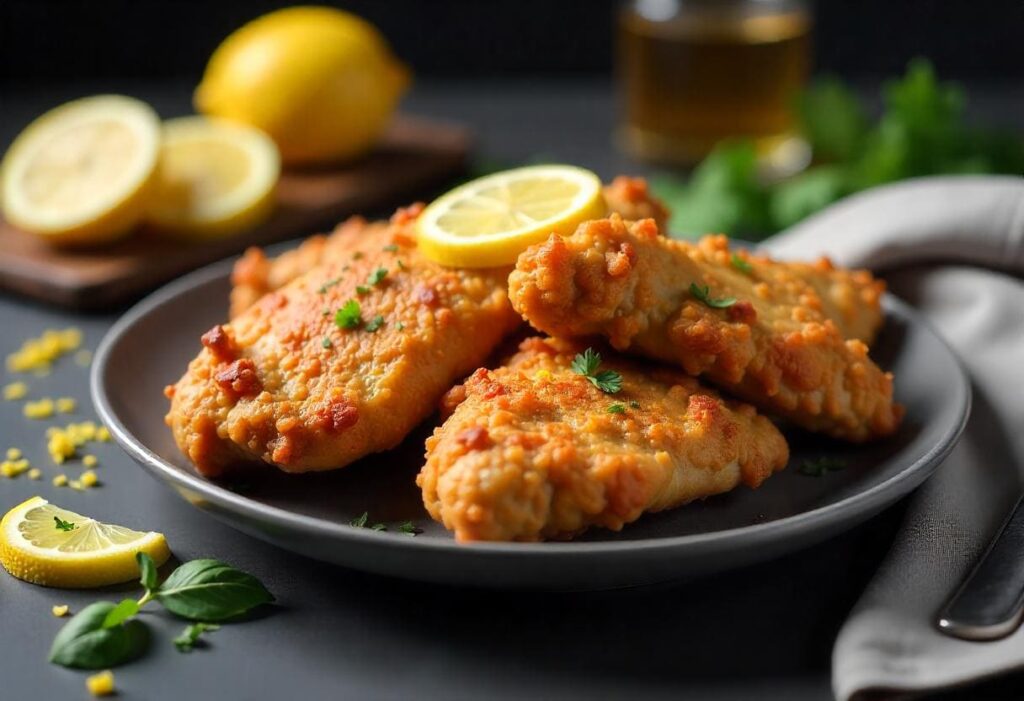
left=764, top=175, right=1024, bottom=700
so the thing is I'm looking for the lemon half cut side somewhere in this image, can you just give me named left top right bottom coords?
left=148, top=116, right=281, bottom=239
left=0, top=95, right=161, bottom=246
left=416, top=165, right=606, bottom=268
left=0, top=496, right=170, bottom=588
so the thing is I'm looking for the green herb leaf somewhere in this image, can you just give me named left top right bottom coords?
left=689, top=283, right=737, bottom=309
left=365, top=315, right=385, bottom=332
left=570, top=348, right=623, bottom=394
left=335, top=300, right=362, bottom=329
left=321, top=337, right=332, bottom=349
left=370, top=523, right=387, bottom=532
left=53, top=516, right=76, bottom=532
left=794, top=76, right=870, bottom=162
left=317, top=277, right=342, bottom=294
left=799, top=457, right=848, bottom=477
left=155, top=560, right=274, bottom=622
left=101, top=599, right=140, bottom=629
left=350, top=512, right=368, bottom=528
left=607, top=404, right=626, bottom=414
left=629, top=400, right=641, bottom=409
left=729, top=253, right=754, bottom=274
left=383, top=244, right=399, bottom=253
left=398, top=521, right=422, bottom=537
left=49, top=601, right=150, bottom=670
left=173, top=622, right=220, bottom=653
left=396, top=322, right=405, bottom=331
left=137, top=552, right=159, bottom=591
left=355, top=285, right=371, bottom=295
left=396, top=260, right=407, bottom=271
left=368, top=267, right=388, bottom=286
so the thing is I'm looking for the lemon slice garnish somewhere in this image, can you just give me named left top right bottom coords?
left=0, top=497, right=170, bottom=588
left=0, top=95, right=160, bottom=246
left=416, top=165, right=606, bottom=268
left=148, top=116, right=280, bottom=239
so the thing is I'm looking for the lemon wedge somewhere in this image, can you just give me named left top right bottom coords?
left=148, top=116, right=280, bottom=239
left=0, top=497, right=170, bottom=588
left=416, top=165, right=606, bottom=268
left=0, top=95, right=160, bottom=246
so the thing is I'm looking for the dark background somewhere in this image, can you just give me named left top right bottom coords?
left=2, top=0, right=1022, bottom=86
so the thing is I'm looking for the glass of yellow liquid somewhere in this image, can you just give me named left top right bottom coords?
left=618, top=0, right=811, bottom=165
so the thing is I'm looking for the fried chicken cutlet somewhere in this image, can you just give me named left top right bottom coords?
left=509, top=216, right=900, bottom=441
left=165, top=204, right=522, bottom=477
left=418, top=337, right=789, bottom=542
left=228, top=177, right=669, bottom=318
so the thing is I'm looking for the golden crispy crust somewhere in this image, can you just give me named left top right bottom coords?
left=166, top=206, right=523, bottom=477
left=227, top=181, right=669, bottom=319
left=509, top=216, right=901, bottom=441
left=418, top=337, right=789, bottom=542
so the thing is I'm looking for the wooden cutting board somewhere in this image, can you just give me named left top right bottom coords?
left=0, top=115, right=471, bottom=310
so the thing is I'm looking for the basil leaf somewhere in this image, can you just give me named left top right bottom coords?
left=173, top=622, right=219, bottom=653
left=137, top=552, right=158, bottom=591
left=49, top=602, right=149, bottom=670
left=101, top=599, right=140, bottom=629
left=156, top=559, right=273, bottom=621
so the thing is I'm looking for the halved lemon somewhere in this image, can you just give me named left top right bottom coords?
left=0, top=95, right=161, bottom=246
left=416, top=165, right=606, bottom=268
left=0, top=497, right=170, bottom=588
left=148, top=116, right=280, bottom=239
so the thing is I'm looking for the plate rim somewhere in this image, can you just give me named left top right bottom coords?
left=91, top=255, right=972, bottom=558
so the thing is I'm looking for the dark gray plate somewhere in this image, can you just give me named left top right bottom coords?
left=91, top=258, right=970, bottom=590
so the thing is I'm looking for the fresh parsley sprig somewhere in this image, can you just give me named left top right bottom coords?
left=335, top=300, right=362, bottom=329
left=570, top=348, right=622, bottom=394
left=799, top=457, right=848, bottom=477
left=49, top=554, right=273, bottom=670
left=53, top=516, right=76, bottom=532
left=689, top=283, right=737, bottom=309
left=173, top=623, right=220, bottom=653
left=730, top=253, right=754, bottom=274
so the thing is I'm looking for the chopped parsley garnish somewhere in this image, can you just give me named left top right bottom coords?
left=368, top=267, right=388, bottom=286
left=318, top=277, right=342, bottom=294
left=335, top=300, right=362, bottom=329
left=365, top=315, right=385, bottom=332
left=398, top=521, right=422, bottom=537
left=53, top=516, right=76, bottom=532
left=355, top=285, right=371, bottom=295
left=322, top=308, right=331, bottom=317
left=396, top=260, right=407, bottom=271
left=629, top=400, right=641, bottom=409
left=383, top=244, right=399, bottom=253
left=571, top=348, right=622, bottom=394
left=321, top=337, right=332, bottom=349
left=730, top=254, right=754, bottom=274
left=349, top=512, right=369, bottom=528
left=799, top=457, right=848, bottom=477
left=370, top=523, right=387, bottom=532
left=607, top=403, right=626, bottom=414
left=689, top=283, right=737, bottom=309
left=173, top=622, right=219, bottom=653
left=396, top=322, right=405, bottom=331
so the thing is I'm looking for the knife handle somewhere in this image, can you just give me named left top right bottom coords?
left=938, top=495, right=1024, bottom=641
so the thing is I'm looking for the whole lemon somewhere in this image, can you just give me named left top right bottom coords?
left=195, top=6, right=410, bottom=165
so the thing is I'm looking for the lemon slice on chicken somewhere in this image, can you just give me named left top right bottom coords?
left=0, top=95, right=160, bottom=246
left=0, top=497, right=170, bottom=588
left=148, top=116, right=280, bottom=239
left=416, top=165, right=605, bottom=268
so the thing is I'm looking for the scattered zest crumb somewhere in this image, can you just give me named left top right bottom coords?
left=23, top=398, right=55, bottom=419
left=74, top=349, right=93, bottom=366
left=2, top=381, right=28, bottom=400
left=81, top=470, right=99, bottom=488
left=85, top=670, right=116, bottom=697
left=83, top=454, right=98, bottom=468
left=55, top=397, right=77, bottom=414
left=6, top=327, right=82, bottom=373
left=1, top=458, right=31, bottom=478
left=69, top=480, right=85, bottom=491
left=6, top=448, right=21, bottom=460
left=52, top=604, right=70, bottom=617
left=27, top=468, right=41, bottom=480
left=52, top=474, right=68, bottom=487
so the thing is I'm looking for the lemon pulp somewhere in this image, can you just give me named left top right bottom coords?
left=0, top=95, right=160, bottom=245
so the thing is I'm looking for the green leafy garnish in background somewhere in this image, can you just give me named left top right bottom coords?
left=653, top=59, right=1024, bottom=239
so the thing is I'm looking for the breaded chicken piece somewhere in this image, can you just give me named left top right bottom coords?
left=228, top=179, right=669, bottom=318
left=166, top=205, right=523, bottom=477
left=418, top=337, right=789, bottom=542
left=509, top=216, right=901, bottom=441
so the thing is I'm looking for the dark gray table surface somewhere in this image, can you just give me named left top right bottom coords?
left=1, top=80, right=1021, bottom=701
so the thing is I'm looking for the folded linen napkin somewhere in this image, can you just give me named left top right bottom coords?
left=764, top=176, right=1024, bottom=700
